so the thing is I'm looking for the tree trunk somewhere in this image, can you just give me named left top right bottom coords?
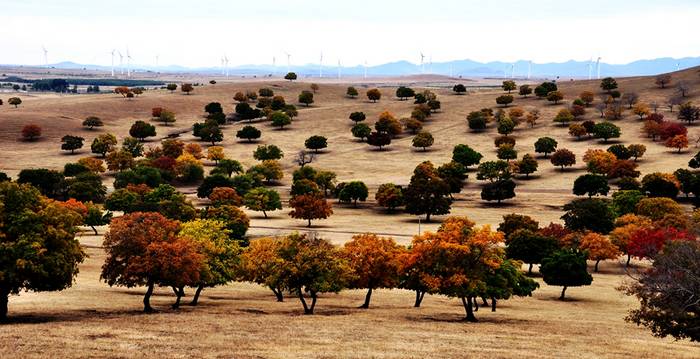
left=528, top=263, right=533, bottom=275
left=298, top=289, right=314, bottom=314
left=270, top=286, right=284, bottom=302
left=461, top=297, right=478, bottom=322
left=360, top=288, right=373, bottom=309
left=481, top=297, right=489, bottom=306
left=172, top=286, right=185, bottom=309
left=559, top=286, right=567, bottom=300
left=91, top=226, right=98, bottom=235
left=143, top=280, right=155, bottom=313
left=425, top=213, right=431, bottom=222
left=491, top=297, right=497, bottom=312
left=189, top=284, right=204, bottom=306
left=307, top=219, right=312, bottom=227
left=594, top=259, right=601, bottom=272
left=414, top=290, right=425, bottom=307
left=473, top=298, right=479, bottom=311
left=0, top=287, right=9, bottom=321
left=309, top=291, right=317, bottom=314
left=626, top=254, right=631, bottom=267
left=262, top=210, right=268, bottom=219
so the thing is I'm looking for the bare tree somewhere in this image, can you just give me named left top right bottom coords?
left=676, top=81, right=690, bottom=98
left=654, top=74, right=672, bottom=89
left=650, top=101, right=659, bottom=113
left=294, top=150, right=315, bottom=168
left=595, top=102, right=607, bottom=118
left=667, top=96, right=683, bottom=113
left=621, top=92, right=639, bottom=109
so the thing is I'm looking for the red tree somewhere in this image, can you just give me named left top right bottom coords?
left=628, top=227, right=695, bottom=260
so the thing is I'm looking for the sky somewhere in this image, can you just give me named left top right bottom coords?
left=3, top=0, right=700, bottom=68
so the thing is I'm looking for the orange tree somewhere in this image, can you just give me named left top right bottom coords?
left=341, top=233, right=405, bottom=308
left=101, top=212, right=204, bottom=312
left=240, top=237, right=286, bottom=301
left=276, top=233, right=351, bottom=314
left=289, top=194, right=333, bottom=227
left=405, top=216, right=505, bottom=321
left=610, top=214, right=653, bottom=266
left=0, top=182, right=86, bottom=321
left=577, top=232, right=620, bottom=272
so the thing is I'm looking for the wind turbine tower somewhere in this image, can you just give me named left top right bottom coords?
left=337, top=59, right=341, bottom=79
left=319, top=52, right=323, bottom=78
left=126, top=48, right=132, bottom=77
left=111, top=50, right=116, bottom=77
left=596, top=57, right=602, bottom=79
left=419, top=52, right=425, bottom=74
left=364, top=60, right=368, bottom=79
left=528, top=61, right=532, bottom=80
left=117, top=51, right=124, bottom=75
left=511, top=63, right=515, bottom=79
left=41, top=46, right=48, bottom=66
left=588, top=58, right=593, bottom=80
left=285, top=52, right=291, bottom=74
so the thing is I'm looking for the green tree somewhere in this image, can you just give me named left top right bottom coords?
left=396, top=86, right=415, bottom=100
left=496, top=94, right=514, bottom=107
left=506, top=229, right=559, bottom=274
left=338, top=181, right=369, bottom=207
left=166, top=83, right=177, bottom=93
left=61, top=135, right=84, bottom=154
left=452, top=144, right=483, bottom=168
left=534, top=137, right=558, bottom=158
left=298, top=90, right=314, bottom=106
left=404, top=161, right=452, bottom=221
left=453, top=84, right=467, bottom=94
left=91, top=133, right=118, bottom=157
left=600, top=77, right=618, bottom=93
left=573, top=174, right=610, bottom=197
left=346, top=86, right=359, bottom=98
left=82, top=116, right=103, bottom=130
left=129, top=120, right=156, bottom=141
left=236, top=125, right=262, bottom=142
left=502, top=80, right=516, bottom=93
left=541, top=249, right=593, bottom=300
left=366, top=88, right=381, bottom=102
left=253, top=144, right=283, bottom=161
left=284, top=72, right=298, bottom=81
left=305, top=135, right=328, bottom=153
left=0, top=182, right=86, bottom=320
left=270, top=111, right=292, bottom=129
left=481, top=179, right=517, bottom=203
left=561, top=198, right=615, bottom=234
left=412, top=131, right=434, bottom=151
left=375, top=183, right=404, bottom=211
left=243, top=187, right=282, bottom=218
left=547, top=91, right=564, bottom=104
left=593, top=122, right=621, bottom=143
left=349, top=111, right=366, bottom=123
left=516, top=153, right=538, bottom=177
left=351, top=123, right=372, bottom=141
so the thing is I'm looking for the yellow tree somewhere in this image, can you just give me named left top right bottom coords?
left=341, top=233, right=405, bottom=308
left=578, top=232, right=620, bottom=272
left=207, top=146, right=226, bottom=164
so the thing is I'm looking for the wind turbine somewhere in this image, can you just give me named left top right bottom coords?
left=319, top=52, right=323, bottom=78
left=511, top=63, right=515, bottom=79
left=337, top=59, right=341, bottom=79
left=364, top=60, right=368, bottom=79
left=676, top=62, right=681, bottom=71
left=110, top=50, right=116, bottom=77
left=126, top=48, right=132, bottom=77
left=419, top=52, right=425, bottom=74
left=41, top=45, right=48, bottom=66
left=528, top=61, right=532, bottom=80
left=284, top=52, right=291, bottom=74
left=117, top=51, right=124, bottom=75
left=224, top=55, right=229, bottom=77
left=429, top=55, right=433, bottom=74
left=596, top=57, right=602, bottom=79
left=587, top=58, right=593, bottom=80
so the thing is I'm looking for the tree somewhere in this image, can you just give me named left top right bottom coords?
left=166, top=83, right=177, bottom=93
left=342, top=234, right=403, bottom=308
left=481, top=179, right=516, bottom=204
left=551, top=149, right=576, bottom=169
left=351, top=123, right=372, bottom=141
left=655, top=74, right=672, bottom=89
left=8, top=97, right=21, bottom=108
left=82, top=116, right=103, bottom=130
left=101, top=212, right=203, bottom=312
left=534, top=82, right=558, bottom=98
left=270, top=111, right=292, bottom=129
left=453, top=84, right=467, bottom=94
left=298, top=90, right=314, bottom=107
left=346, top=86, right=359, bottom=98
left=309, top=83, right=319, bottom=93
left=305, top=135, right=328, bottom=153
left=497, top=144, right=517, bottom=162
left=561, top=198, right=615, bottom=234
left=284, top=72, right=297, bottom=81
left=121, top=137, right=143, bottom=158
left=621, top=240, right=700, bottom=342
left=349, top=111, right=366, bottom=123
left=553, top=108, right=573, bottom=125
left=452, top=144, right=482, bottom=168
left=467, top=111, right=487, bottom=131
left=396, top=86, right=415, bottom=100
left=496, top=94, right=514, bottom=107
left=534, top=137, right=557, bottom=158
left=366, top=132, right=391, bottom=150
left=600, top=77, right=618, bottom=93
left=665, top=134, right=688, bottom=153
left=501, top=80, right=516, bottom=93
left=21, top=124, right=42, bottom=140
left=129, top=120, right=156, bottom=141
left=240, top=237, right=285, bottom=301
left=91, top=133, right=118, bottom=158
left=0, top=182, right=86, bottom=320
left=676, top=81, right=690, bottom=98
left=60, top=135, right=84, bottom=154
left=497, top=116, right=515, bottom=136
left=641, top=172, right=680, bottom=198
left=632, top=102, right=650, bottom=119
left=206, top=146, right=225, bottom=164
left=635, top=197, right=683, bottom=221
left=243, top=187, right=282, bottom=218
left=197, top=124, right=223, bottom=145
left=412, top=131, right=434, bottom=151
left=568, top=124, right=587, bottom=139
left=592, top=121, right=621, bottom=143
left=208, top=187, right=242, bottom=207
left=253, top=144, right=283, bottom=161
left=580, top=91, right=595, bottom=106
left=236, top=125, right=261, bottom=142
left=375, top=111, right=402, bottom=137
left=375, top=183, right=404, bottom=211
left=408, top=218, right=505, bottom=321
left=289, top=194, right=333, bottom=227
left=573, top=174, right=610, bottom=197
left=578, top=232, right=620, bottom=272
left=181, top=83, right=194, bottom=95
left=506, top=229, right=558, bottom=274
left=404, top=161, right=452, bottom=221
left=178, top=219, right=242, bottom=306
left=276, top=233, right=349, bottom=314
left=403, top=118, right=423, bottom=134
left=338, top=181, right=369, bottom=207
left=366, top=88, right=382, bottom=103
left=105, top=150, right=134, bottom=172
left=628, top=226, right=694, bottom=261
left=476, top=160, right=511, bottom=182
left=247, top=160, right=283, bottom=184
left=78, top=157, right=106, bottom=173
left=498, top=214, right=539, bottom=241
left=201, top=205, right=250, bottom=242
left=233, top=92, right=248, bottom=103
left=546, top=91, right=564, bottom=104
left=540, top=249, right=592, bottom=300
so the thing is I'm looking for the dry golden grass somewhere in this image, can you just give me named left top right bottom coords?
left=1, top=68, right=700, bottom=357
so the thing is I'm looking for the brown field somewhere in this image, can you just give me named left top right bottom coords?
left=1, top=67, right=699, bottom=357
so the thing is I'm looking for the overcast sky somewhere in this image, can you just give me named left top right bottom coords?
left=3, top=0, right=700, bottom=67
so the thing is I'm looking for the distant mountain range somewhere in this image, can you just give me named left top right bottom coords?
left=15, top=57, right=700, bottom=78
